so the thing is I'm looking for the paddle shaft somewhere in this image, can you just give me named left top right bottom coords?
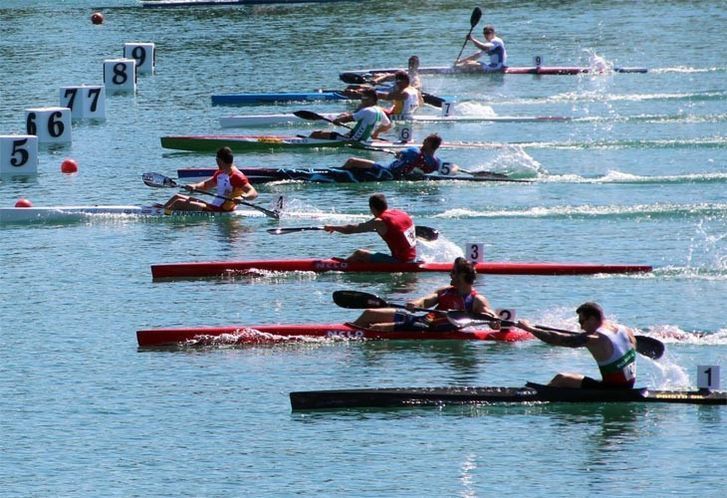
left=454, top=7, right=483, bottom=64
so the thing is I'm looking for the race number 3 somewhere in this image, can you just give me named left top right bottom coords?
left=60, top=86, right=106, bottom=120
left=24, top=107, right=72, bottom=144
left=465, top=243, right=484, bottom=262
left=0, top=135, right=38, bottom=175
left=103, top=58, right=137, bottom=92
left=697, top=365, right=721, bottom=390
left=123, top=42, right=155, bottom=74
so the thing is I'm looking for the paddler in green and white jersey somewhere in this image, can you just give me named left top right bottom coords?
left=309, top=88, right=391, bottom=142
left=518, top=302, right=639, bottom=389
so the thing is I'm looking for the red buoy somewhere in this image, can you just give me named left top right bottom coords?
left=91, top=12, right=104, bottom=25
left=61, top=158, right=78, bottom=174
left=15, top=198, right=33, bottom=208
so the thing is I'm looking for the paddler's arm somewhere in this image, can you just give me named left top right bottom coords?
left=371, top=113, right=392, bottom=139
left=456, top=51, right=483, bottom=64
left=468, top=36, right=494, bottom=52
left=333, top=112, right=354, bottom=125
left=324, top=218, right=384, bottom=235
left=406, top=291, right=440, bottom=310
left=517, top=320, right=591, bottom=348
left=235, top=182, right=258, bottom=201
left=472, top=295, right=497, bottom=318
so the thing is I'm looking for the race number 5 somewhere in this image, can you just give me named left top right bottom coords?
left=465, top=243, right=484, bottom=262
left=439, top=162, right=453, bottom=176
left=697, top=365, right=721, bottom=390
left=0, top=135, right=38, bottom=175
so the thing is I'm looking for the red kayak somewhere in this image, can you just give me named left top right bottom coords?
left=136, top=322, right=533, bottom=347
left=151, top=258, right=653, bottom=279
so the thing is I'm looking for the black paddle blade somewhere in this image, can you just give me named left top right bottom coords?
left=339, top=72, right=368, bottom=85
left=446, top=311, right=503, bottom=329
left=293, top=110, right=324, bottom=121
left=414, top=225, right=439, bottom=241
left=142, top=172, right=178, bottom=188
left=635, top=336, right=665, bottom=360
left=332, top=290, right=388, bottom=309
left=266, top=226, right=324, bottom=235
left=470, top=7, right=483, bottom=27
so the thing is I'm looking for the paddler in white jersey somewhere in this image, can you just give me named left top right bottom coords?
left=309, top=88, right=391, bottom=142
left=456, top=25, right=507, bottom=72
left=163, top=146, right=257, bottom=212
left=374, top=71, right=421, bottom=119
left=518, top=302, right=638, bottom=389
left=369, top=56, right=423, bottom=106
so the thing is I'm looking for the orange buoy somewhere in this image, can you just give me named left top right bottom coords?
left=91, top=12, right=104, bottom=25
left=15, top=198, right=33, bottom=208
left=61, top=158, right=78, bottom=174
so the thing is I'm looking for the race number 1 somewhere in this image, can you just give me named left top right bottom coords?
left=59, top=85, right=106, bottom=121
left=123, top=42, right=155, bottom=74
left=103, top=58, right=137, bottom=93
left=0, top=135, right=38, bottom=175
left=697, top=365, right=720, bottom=390
left=25, top=107, right=72, bottom=144
left=465, top=243, right=484, bottom=262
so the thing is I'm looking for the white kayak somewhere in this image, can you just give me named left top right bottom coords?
left=219, top=113, right=571, bottom=128
left=0, top=205, right=263, bottom=225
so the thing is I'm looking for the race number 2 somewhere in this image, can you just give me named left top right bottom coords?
left=0, top=135, right=38, bottom=175
left=465, top=243, right=484, bottom=262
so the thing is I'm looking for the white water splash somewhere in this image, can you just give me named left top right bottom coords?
left=452, top=101, right=497, bottom=117
left=464, top=145, right=545, bottom=178
left=418, top=236, right=464, bottom=262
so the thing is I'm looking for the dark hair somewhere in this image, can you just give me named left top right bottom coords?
left=576, top=302, right=604, bottom=322
left=453, top=256, right=476, bottom=284
left=369, top=193, right=388, bottom=213
left=484, top=25, right=496, bottom=35
left=424, top=134, right=442, bottom=150
left=216, top=146, right=234, bottom=164
left=361, top=88, right=378, bottom=103
left=395, top=70, right=410, bottom=84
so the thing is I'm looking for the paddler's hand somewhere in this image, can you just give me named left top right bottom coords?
left=182, top=184, right=195, bottom=192
left=517, top=320, right=534, bottom=332
left=323, top=225, right=337, bottom=233
left=405, top=301, right=419, bottom=311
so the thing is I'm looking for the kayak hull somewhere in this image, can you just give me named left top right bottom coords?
left=219, top=113, right=571, bottom=127
left=136, top=322, right=532, bottom=347
left=0, top=205, right=262, bottom=224
left=150, top=258, right=653, bottom=279
left=176, top=167, right=525, bottom=183
left=290, top=382, right=726, bottom=410
left=160, top=135, right=500, bottom=152
left=343, top=65, right=648, bottom=76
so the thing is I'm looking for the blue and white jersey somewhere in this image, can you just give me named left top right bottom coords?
left=479, top=36, right=507, bottom=69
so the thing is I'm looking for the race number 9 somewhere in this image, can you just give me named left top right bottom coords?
left=123, top=42, right=155, bottom=74
left=465, top=243, right=484, bottom=262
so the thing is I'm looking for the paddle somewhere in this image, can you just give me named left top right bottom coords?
left=332, top=290, right=431, bottom=312
left=141, top=172, right=280, bottom=219
left=267, top=224, right=439, bottom=242
left=446, top=311, right=664, bottom=360
left=293, top=110, right=354, bottom=130
left=338, top=72, right=445, bottom=108
left=454, top=7, right=483, bottom=65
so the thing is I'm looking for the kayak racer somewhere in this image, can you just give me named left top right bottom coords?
left=350, top=257, right=499, bottom=331
left=309, top=88, right=391, bottom=142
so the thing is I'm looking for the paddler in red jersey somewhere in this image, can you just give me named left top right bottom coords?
left=163, top=146, right=257, bottom=212
left=351, top=257, right=498, bottom=331
left=324, top=193, right=416, bottom=263
left=517, top=302, right=638, bottom=389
